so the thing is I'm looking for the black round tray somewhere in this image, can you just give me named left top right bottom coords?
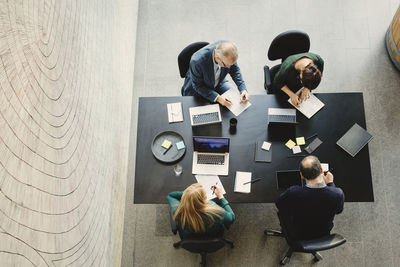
left=151, top=131, right=186, bottom=163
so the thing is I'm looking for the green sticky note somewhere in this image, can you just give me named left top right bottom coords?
left=161, top=139, right=172, bottom=149
left=176, top=141, right=185, bottom=150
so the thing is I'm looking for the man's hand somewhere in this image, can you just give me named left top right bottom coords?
left=299, top=88, right=310, bottom=103
left=216, top=96, right=232, bottom=106
left=289, top=93, right=301, bottom=107
left=323, top=171, right=334, bottom=184
left=240, top=90, right=249, bottom=104
left=211, top=185, right=224, bottom=199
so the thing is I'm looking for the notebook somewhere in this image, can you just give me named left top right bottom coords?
left=336, top=123, right=373, bottom=157
left=234, top=171, right=252, bottom=193
left=167, top=102, right=183, bottom=123
left=221, top=89, right=252, bottom=116
left=195, top=174, right=226, bottom=200
left=288, top=88, right=324, bottom=119
left=255, top=141, right=272, bottom=162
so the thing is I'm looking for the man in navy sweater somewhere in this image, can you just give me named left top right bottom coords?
left=276, top=156, right=344, bottom=240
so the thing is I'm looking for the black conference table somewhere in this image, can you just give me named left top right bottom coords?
left=134, top=93, right=373, bottom=204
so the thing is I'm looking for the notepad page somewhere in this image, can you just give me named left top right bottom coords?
left=221, top=89, right=251, bottom=116
left=195, top=175, right=225, bottom=200
left=288, top=88, right=324, bottom=119
left=234, top=171, right=252, bottom=193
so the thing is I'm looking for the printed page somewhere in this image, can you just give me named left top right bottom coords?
left=221, top=89, right=251, bottom=116
left=195, top=175, right=226, bottom=200
left=288, top=88, right=324, bottom=119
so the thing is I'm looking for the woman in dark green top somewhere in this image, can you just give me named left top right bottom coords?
left=167, top=183, right=235, bottom=239
left=273, top=52, right=324, bottom=107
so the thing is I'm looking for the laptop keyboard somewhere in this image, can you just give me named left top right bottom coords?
left=192, top=112, right=219, bottom=125
left=269, top=114, right=296, bottom=123
left=197, top=154, right=225, bottom=165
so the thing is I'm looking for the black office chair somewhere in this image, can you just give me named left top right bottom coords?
left=264, top=30, right=310, bottom=94
left=264, top=228, right=346, bottom=265
left=178, top=42, right=209, bottom=95
left=169, top=206, right=234, bottom=266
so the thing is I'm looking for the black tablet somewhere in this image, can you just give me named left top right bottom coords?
left=276, top=170, right=303, bottom=190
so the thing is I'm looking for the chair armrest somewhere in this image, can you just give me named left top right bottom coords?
left=264, top=65, right=272, bottom=91
left=169, top=207, right=178, bottom=235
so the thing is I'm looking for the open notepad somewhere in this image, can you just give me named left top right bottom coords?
left=167, top=102, right=183, bottom=123
left=234, top=171, right=252, bottom=193
left=195, top=175, right=226, bottom=200
left=288, top=88, right=324, bottom=119
left=221, top=89, right=251, bottom=116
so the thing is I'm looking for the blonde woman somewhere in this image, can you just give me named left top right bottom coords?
left=167, top=183, right=235, bottom=239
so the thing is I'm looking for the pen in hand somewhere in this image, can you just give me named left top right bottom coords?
left=211, top=182, right=218, bottom=195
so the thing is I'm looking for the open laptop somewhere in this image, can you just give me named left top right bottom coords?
left=192, top=137, right=229, bottom=175
left=189, top=104, right=222, bottom=126
left=268, top=108, right=297, bottom=125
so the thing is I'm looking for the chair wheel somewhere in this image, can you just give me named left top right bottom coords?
left=173, top=242, right=180, bottom=248
left=230, top=243, right=234, bottom=248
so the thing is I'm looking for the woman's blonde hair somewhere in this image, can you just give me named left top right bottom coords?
left=174, top=183, right=224, bottom=233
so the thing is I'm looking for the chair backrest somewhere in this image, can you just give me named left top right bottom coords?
left=180, top=238, right=225, bottom=254
left=178, top=42, right=209, bottom=78
left=268, top=30, right=310, bottom=62
left=293, top=234, right=346, bottom=253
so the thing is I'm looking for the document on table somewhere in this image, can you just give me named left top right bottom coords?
left=195, top=175, right=226, bottom=200
left=234, top=171, right=252, bottom=193
left=167, top=102, right=183, bottom=123
left=288, top=88, right=324, bottom=119
left=221, top=89, right=251, bottom=116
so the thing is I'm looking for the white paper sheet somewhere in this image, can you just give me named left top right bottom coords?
left=195, top=175, right=226, bottom=200
left=288, top=88, right=325, bottom=119
left=221, top=89, right=251, bottom=116
left=167, top=102, right=183, bottom=123
left=234, top=171, right=252, bottom=193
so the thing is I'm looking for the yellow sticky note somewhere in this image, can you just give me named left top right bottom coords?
left=285, top=139, right=296, bottom=149
left=296, top=137, right=305, bottom=146
left=161, top=139, right=172, bottom=149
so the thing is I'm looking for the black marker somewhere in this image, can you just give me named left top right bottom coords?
left=163, top=145, right=172, bottom=155
left=243, top=178, right=261, bottom=185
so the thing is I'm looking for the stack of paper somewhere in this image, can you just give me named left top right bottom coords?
left=234, top=171, right=252, bottom=193
left=288, top=88, right=324, bottom=119
left=195, top=175, right=225, bottom=200
left=167, top=102, right=183, bottom=123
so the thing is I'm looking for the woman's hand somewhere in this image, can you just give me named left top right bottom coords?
left=211, top=185, right=224, bottom=199
left=290, top=93, right=301, bottom=107
left=299, top=88, right=310, bottom=103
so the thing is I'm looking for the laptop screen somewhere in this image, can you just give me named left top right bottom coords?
left=193, top=137, right=229, bottom=153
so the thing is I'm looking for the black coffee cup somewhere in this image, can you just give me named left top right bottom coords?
left=230, top=118, right=237, bottom=128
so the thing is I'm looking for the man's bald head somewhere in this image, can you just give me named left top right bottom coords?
left=299, top=156, right=322, bottom=180
left=215, top=42, right=238, bottom=63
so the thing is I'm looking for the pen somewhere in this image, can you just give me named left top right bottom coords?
left=306, top=133, right=318, bottom=140
left=288, top=154, right=307, bottom=158
left=225, top=98, right=232, bottom=103
left=211, top=182, right=218, bottom=195
left=324, top=168, right=333, bottom=175
left=163, top=144, right=172, bottom=155
left=243, top=178, right=261, bottom=185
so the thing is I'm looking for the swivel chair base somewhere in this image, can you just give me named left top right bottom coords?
left=173, top=238, right=234, bottom=267
left=264, top=229, right=324, bottom=265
